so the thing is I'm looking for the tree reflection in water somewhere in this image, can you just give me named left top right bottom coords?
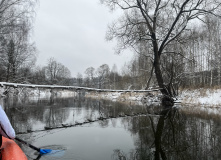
left=2, top=95, right=221, bottom=160
left=111, top=106, right=176, bottom=160
left=112, top=104, right=221, bottom=160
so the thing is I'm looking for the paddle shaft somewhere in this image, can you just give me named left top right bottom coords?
left=15, top=137, right=40, bottom=152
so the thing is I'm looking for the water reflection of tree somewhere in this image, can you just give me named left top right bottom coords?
left=4, top=96, right=221, bottom=159
left=4, top=96, right=145, bottom=132
left=152, top=108, right=176, bottom=160
left=112, top=105, right=221, bottom=160
left=4, top=95, right=73, bottom=133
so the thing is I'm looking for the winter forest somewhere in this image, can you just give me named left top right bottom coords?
left=1, top=0, right=221, bottom=94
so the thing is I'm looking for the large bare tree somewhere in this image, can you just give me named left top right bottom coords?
left=97, top=64, right=110, bottom=89
left=84, top=67, right=96, bottom=87
left=101, top=0, right=221, bottom=96
left=46, top=57, right=71, bottom=85
left=0, top=0, right=37, bottom=82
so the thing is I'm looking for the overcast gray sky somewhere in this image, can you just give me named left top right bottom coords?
left=33, top=0, right=133, bottom=77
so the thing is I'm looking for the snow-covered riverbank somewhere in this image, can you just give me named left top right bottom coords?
left=85, top=90, right=162, bottom=105
left=0, top=87, right=78, bottom=99
left=1, top=84, right=221, bottom=107
left=178, top=88, right=221, bottom=107
left=85, top=88, right=221, bottom=107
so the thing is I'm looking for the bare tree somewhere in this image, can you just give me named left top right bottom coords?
left=101, top=0, right=221, bottom=96
left=110, top=64, right=118, bottom=89
left=76, top=73, right=83, bottom=87
left=0, top=0, right=37, bottom=82
left=97, top=64, right=110, bottom=89
left=2, top=30, right=36, bottom=82
left=203, top=16, right=221, bottom=86
left=84, top=67, right=95, bottom=87
left=46, top=57, right=71, bottom=84
left=32, top=66, right=47, bottom=84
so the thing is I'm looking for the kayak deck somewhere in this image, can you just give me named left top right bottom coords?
left=1, top=136, right=28, bottom=160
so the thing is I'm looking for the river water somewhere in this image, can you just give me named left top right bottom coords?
left=2, top=95, right=221, bottom=160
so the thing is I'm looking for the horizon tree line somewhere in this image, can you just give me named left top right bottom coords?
left=1, top=0, right=221, bottom=93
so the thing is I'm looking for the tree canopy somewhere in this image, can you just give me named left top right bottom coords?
left=101, top=0, right=221, bottom=95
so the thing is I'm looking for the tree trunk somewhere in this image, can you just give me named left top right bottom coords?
left=151, top=33, right=169, bottom=96
left=154, top=52, right=169, bottom=95
left=145, top=62, right=154, bottom=90
left=6, top=64, right=10, bottom=82
left=12, top=64, right=16, bottom=82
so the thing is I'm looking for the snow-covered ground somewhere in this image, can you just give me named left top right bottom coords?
left=85, top=92, right=144, bottom=105
left=85, top=90, right=161, bottom=105
left=178, top=88, right=221, bottom=107
left=0, top=87, right=78, bottom=99
left=85, top=88, right=221, bottom=107
left=1, top=82, right=221, bottom=107
left=85, top=92, right=144, bottom=101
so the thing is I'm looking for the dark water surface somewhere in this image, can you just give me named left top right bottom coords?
left=3, top=96, right=221, bottom=160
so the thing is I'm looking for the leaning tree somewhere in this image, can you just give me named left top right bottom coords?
left=101, top=0, right=221, bottom=96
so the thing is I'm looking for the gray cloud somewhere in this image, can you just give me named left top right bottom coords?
left=33, top=0, right=133, bottom=77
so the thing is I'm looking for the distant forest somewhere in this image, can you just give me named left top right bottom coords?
left=1, top=0, right=221, bottom=91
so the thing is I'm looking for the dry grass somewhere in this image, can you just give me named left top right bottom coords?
left=199, top=88, right=208, bottom=97
left=180, top=105, right=221, bottom=121
left=85, top=91, right=146, bottom=104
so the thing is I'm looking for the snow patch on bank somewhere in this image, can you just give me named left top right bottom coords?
left=85, top=88, right=221, bottom=106
left=2, top=82, right=221, bottom=107
left=85, top=91, right=161, bottom=105
left=179, top=88, right=221, bottom=106
left=1, top=87, right=78, bottom=99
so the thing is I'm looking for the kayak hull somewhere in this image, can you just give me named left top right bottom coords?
left=1, top=136, right=28, bottom=160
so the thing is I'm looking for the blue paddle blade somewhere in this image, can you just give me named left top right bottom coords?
left=42, top=150, right=66, bottom=157
left=39, top=149, right=52, bottom=154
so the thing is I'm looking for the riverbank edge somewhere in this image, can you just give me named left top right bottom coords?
left=85, top=88, right=221, bottom=107
left=1, top=87, right=221, bottom=107
left=0, top=87, right=78, bottom=99
left=178, top=88, right=221, bottom=107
